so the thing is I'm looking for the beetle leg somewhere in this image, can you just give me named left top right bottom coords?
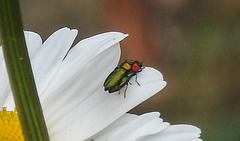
left=117, top=82, right=121, bottom=95
left=124, top=83, right=128, bottom=98
left=135, top=74, right=140, bottom=86
left=129, top=81, right=132, bottom=85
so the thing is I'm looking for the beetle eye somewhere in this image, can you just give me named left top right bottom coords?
left=132, top=63, right=140, bottom=71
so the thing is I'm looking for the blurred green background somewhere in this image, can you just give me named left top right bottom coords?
left=19, top=0, right=240, bottom=140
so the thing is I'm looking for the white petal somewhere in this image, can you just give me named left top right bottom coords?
left=31, top=27, right=78, bottom=95
left=0, top=48, right=9, bottom=107
left=41, top=32, right=128, bottom=140
left=44, top=43, right=121, bottom=125
left=40, top=32, right=127, bottom=101
left=140, top=124, right=202, bottom=141
left=88, top=112, right=170, bottom=141
left=24, top=30, right=42, bottom=59
left=50, top=67, right=166, bottom=140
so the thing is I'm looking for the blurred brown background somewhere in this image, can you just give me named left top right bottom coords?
left=20, top=0, right=240, bottom=140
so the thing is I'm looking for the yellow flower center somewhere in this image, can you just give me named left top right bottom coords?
left=0, top=107, right=24, bottom=141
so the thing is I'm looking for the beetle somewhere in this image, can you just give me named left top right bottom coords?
left=103, top=60, right=144, bottom=98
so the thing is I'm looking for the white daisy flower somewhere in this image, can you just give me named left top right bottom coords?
left=0, top=27, right=202, bottom=141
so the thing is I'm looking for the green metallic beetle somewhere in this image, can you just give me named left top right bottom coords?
left=104, top=60, right=144, bottom=98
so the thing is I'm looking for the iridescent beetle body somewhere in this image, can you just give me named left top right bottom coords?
left=104, top=60, right=144, bottom=97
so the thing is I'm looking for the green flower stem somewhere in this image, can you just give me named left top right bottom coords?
left=0, top=0, right=50, bottom=141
